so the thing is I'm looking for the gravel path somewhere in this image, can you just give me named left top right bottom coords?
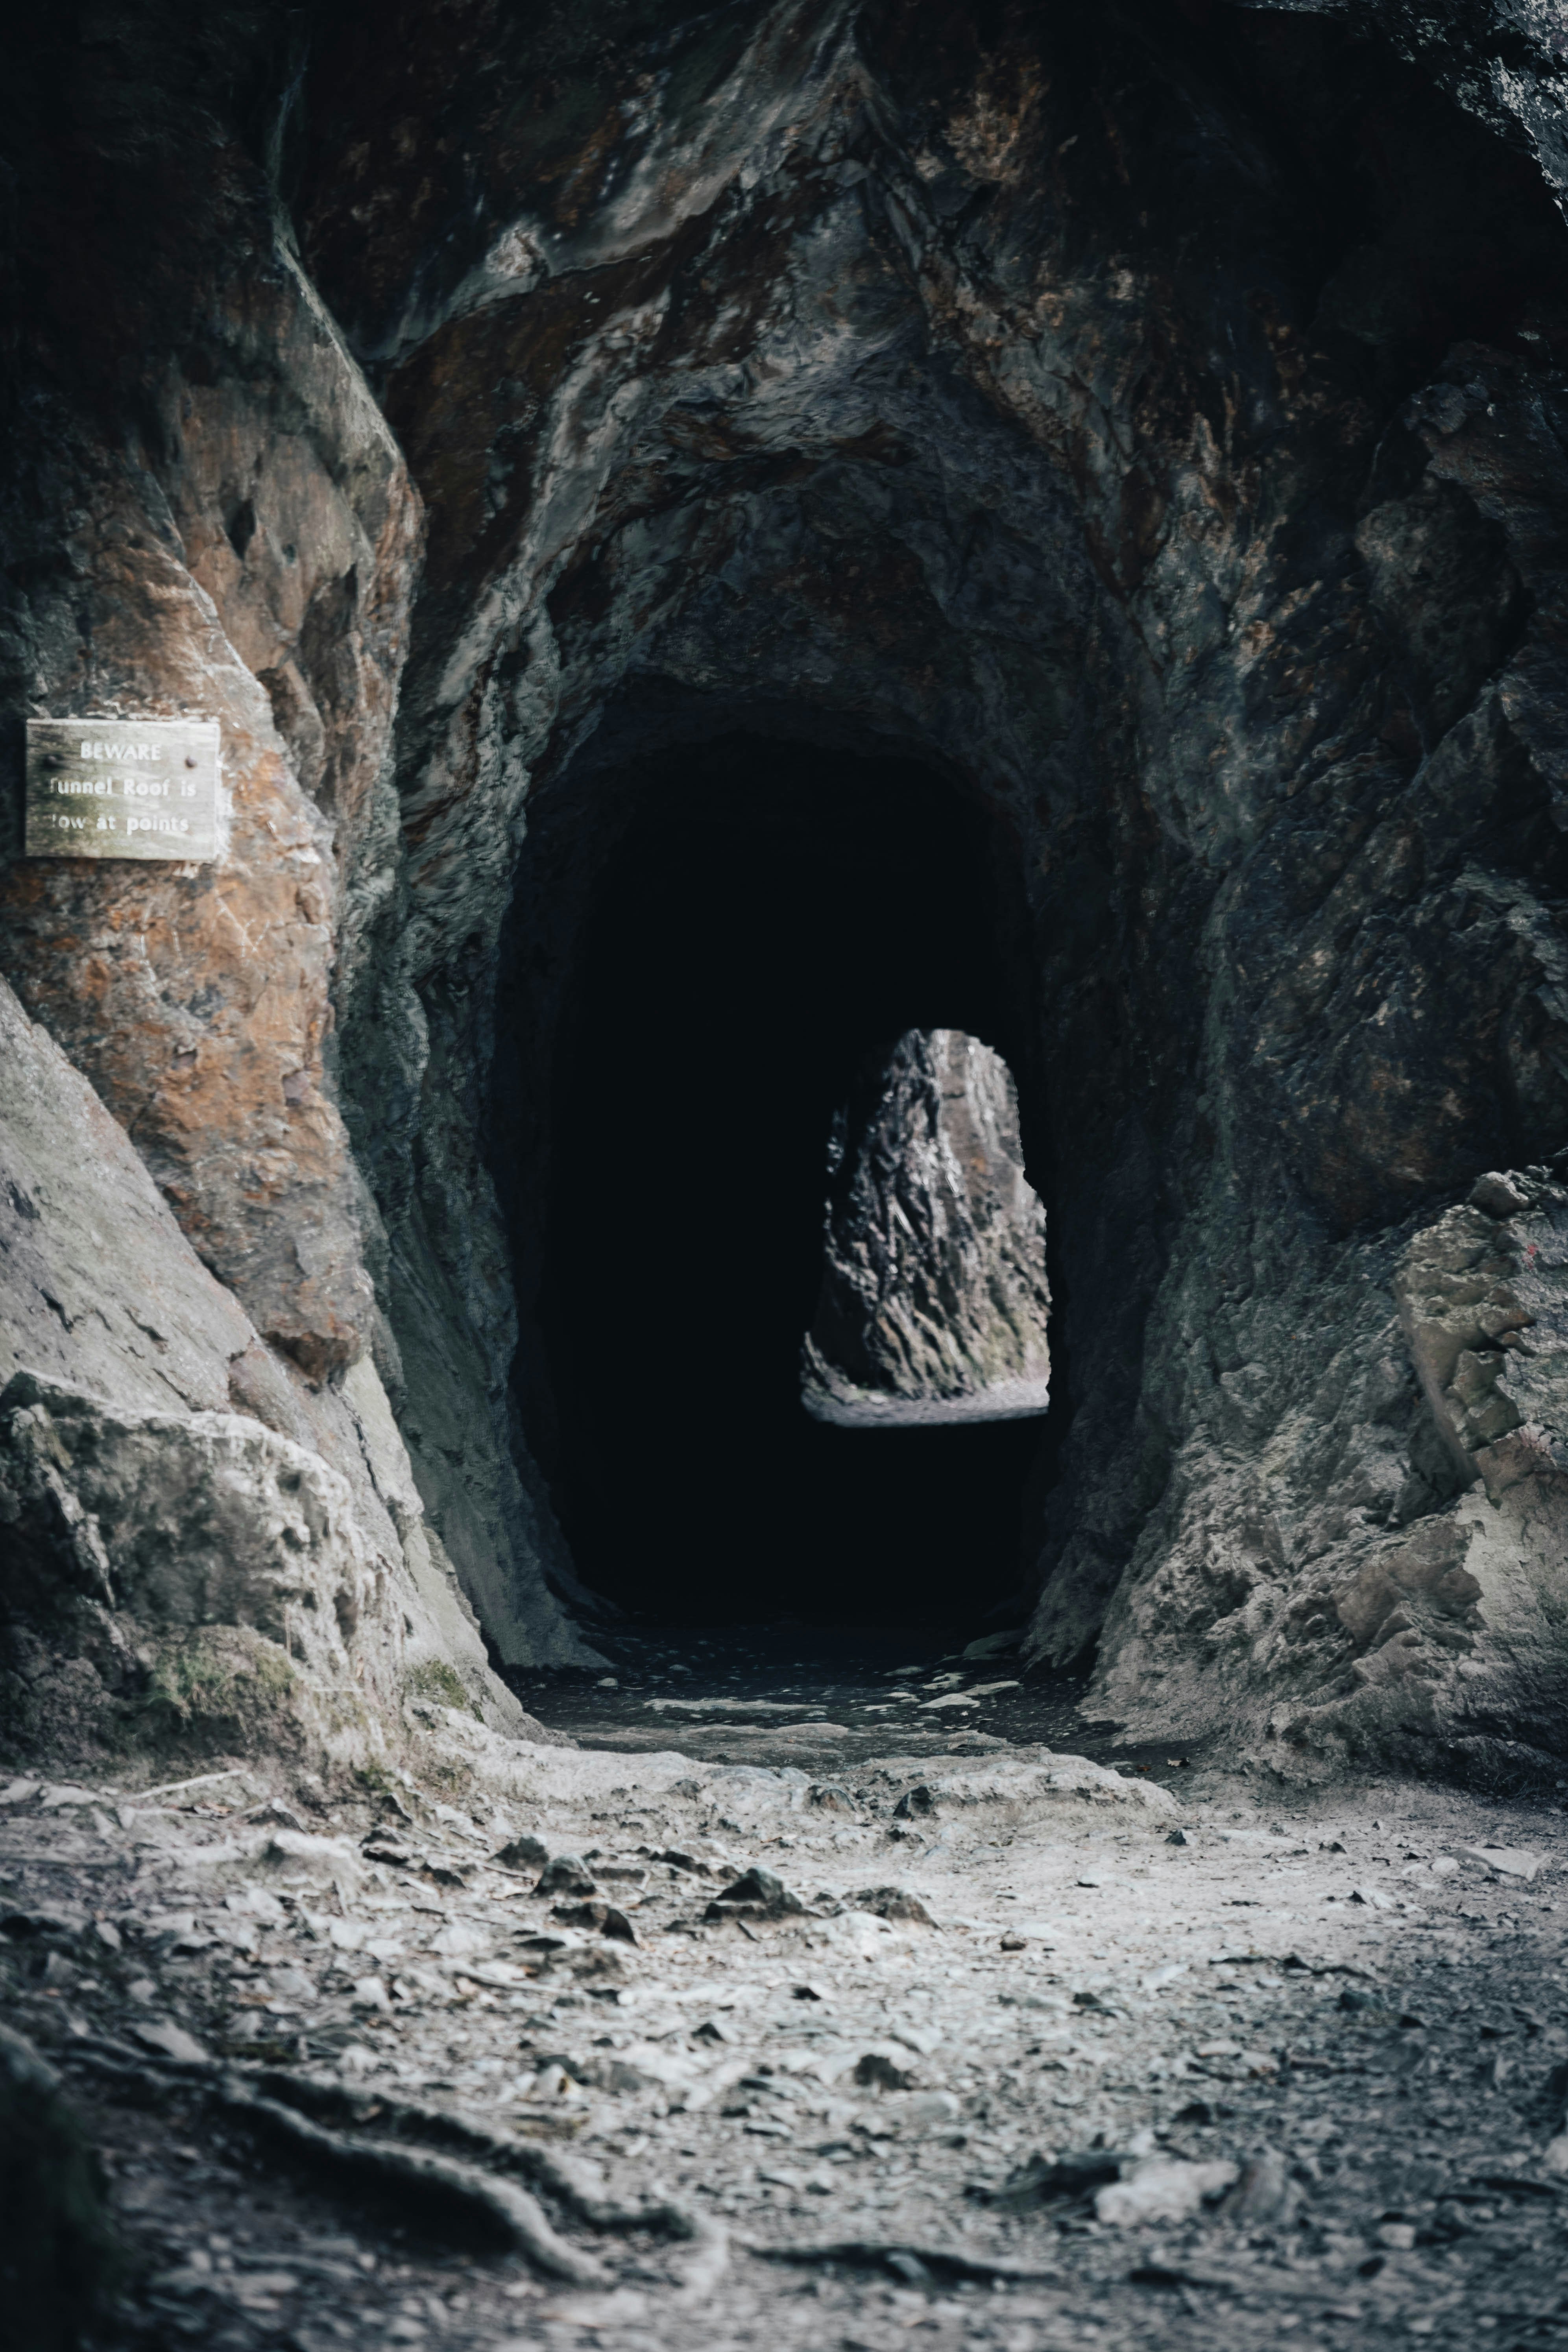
left=3, top=1710, right=1566, bottom=2352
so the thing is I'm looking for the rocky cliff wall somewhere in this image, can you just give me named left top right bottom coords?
left=0, top=973, right=543, bottom=1765
left=0, top=11, right=591, bottom=1674
left=296, top=0, right=1568, bottom=1770
left=2, top=1, right=1567, bottom=1776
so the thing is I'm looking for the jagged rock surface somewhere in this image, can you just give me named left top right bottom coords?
left=0, top=974, right=555, bottom=1764
left=802, top=1030, right=1050, bottom=1427
left=1084, top=1166, right=1568, bottom=1774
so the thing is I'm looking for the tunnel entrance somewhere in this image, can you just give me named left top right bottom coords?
left=507, top=731, right=1053, bottom=1629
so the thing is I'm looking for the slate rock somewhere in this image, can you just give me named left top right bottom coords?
left=551, top=1901, right=641, bottom=1945
left=129, top=2018, right=209, bottom=2067
left=981, top=2149, right=1123, bottom=2206
left=962, top=1631, right=1022, bottom=1661
left=1095, top=2157, right=1240, bottom=2226
left=807, top=1784, right=857, bottom=1814
left=1222, top=2145, right=1295, bottom=2225
left=249, top=1802, right=307, bottom=1833
left=706, top=1866, right=805, bottom=1918
left=1472, top=1172, right=1534, bottom=1219
left=853, top=1886, right=936, bottom=1926
left=495, top=1834, right=550, bottom=1871
left=855, top=2050, right=919, bottom=2092
left=895, top=2090, right=963, bottom=2131
left=1464, top=1846, right=1541, bottom=1881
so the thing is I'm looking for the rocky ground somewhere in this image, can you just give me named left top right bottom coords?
left=504, top=1628, right=1147, bottom=1773
left=4, top=1647, right=1567, bottom=2352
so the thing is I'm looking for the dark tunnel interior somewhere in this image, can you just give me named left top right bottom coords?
left=520, top=736, right=1055, bottom=1629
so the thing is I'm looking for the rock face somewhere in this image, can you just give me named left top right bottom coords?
left=802, top=1031, right=1051, bottom=1427
left=1089, top=1165, right=1568, bottom=1775
left=0, top=11, right=592, bottom=1673
left=3, top=2, right=1568, bottom=1773
left=0, top=974, right=553, bottom=1764
left=0, top=231, right=410, bottom=1385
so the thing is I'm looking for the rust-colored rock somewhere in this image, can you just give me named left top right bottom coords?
left=0, top=240, right=420, bottom=1379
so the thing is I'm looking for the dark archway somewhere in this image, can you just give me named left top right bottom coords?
left=494, top=730, right=1056, bottom=1626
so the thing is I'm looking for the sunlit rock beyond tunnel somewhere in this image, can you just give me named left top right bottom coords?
left=2, top=5, right=1568, bottom=2348
left=801, top=1027, right=1052, bottom=1429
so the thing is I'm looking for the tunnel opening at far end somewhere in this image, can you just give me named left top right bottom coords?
left=495, top=729, right=1056, bottom=1632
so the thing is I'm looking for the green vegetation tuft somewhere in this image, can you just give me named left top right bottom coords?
left=133, top=1628, right=299, bottom=1752
left=404, top=1659, right=483, bottom=1721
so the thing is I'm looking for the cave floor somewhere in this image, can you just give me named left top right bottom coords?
left=502, top=1625, right=1186, bottom=1778
left=3, top=1732, right=1566, bottom=2352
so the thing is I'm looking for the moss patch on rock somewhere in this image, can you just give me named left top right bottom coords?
left=133, top=1626, right=302, bottom=1754
left=404, top=1659, right=484, bottom=1721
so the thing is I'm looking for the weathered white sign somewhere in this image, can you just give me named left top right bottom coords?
left=24, top=719, right=221, bottom=860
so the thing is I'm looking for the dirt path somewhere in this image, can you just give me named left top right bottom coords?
left=4, top=1719, right=1565, bottom=2352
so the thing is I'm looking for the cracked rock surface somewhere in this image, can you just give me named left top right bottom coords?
left=0, top=976, right=565, bottom=1765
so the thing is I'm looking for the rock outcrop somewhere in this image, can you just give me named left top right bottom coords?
left=0, top=974, right=556, bottom=1765
left=1082, top=1165, right=1568, bottom=1777
left=0, top=2024, right=119, bottom=2352
left=0, top=14, right=591, bottom=1669
left=802, top=1030, right=1051, bottom=1427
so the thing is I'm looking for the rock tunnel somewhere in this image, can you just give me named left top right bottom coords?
left=4, top=0, right=1568, bottom=1782
left=9, top=7, right=1568, bottom=2342
left=501, top=722, right=1049, bottom=1625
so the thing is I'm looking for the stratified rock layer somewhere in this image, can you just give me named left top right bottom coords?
left=802, top=1031, right=1050, bottom=1427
